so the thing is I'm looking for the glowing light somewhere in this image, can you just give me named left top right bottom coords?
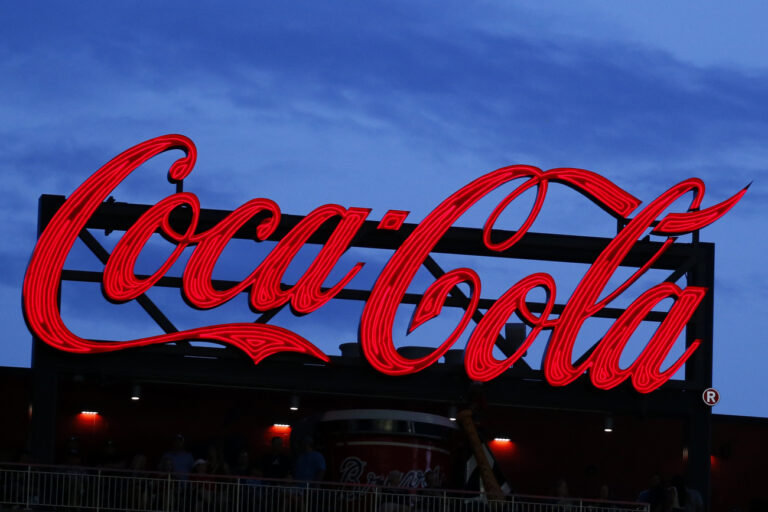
left=377, top=210, right=409, bottom=230
left=80, top=411, right=99, bottom=416
left=273, top=424, right=290, bottom=428
left=21, top=135, right=329, bottom=366
left=21, top=135, right=747, bottom=395
left=493, top=437, right=511, bottom=443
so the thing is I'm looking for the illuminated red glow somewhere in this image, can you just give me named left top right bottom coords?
left=489, top=438, right=517, bottom=457
left=22, top=135, right=327, bottom=365
left=75, top=411, right=105, bottom=434
left=22, top=135, right=747, bottom=394
left=377, top=210, right=409, bottom=231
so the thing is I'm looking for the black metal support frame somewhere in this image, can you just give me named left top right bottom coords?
left=30, top=193, right=716, bottom=504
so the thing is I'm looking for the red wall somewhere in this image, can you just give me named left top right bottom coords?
left=485, top=409, right=685, bottom=499
left=710, top=416, right=768, bottom=511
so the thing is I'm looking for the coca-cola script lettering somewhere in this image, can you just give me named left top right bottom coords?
left=22, top=135, right=747, bottom=393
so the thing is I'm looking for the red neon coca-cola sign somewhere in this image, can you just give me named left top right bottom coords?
left=22, top=135, right=747, bottom=393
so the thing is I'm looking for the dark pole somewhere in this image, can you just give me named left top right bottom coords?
left=684, top=245, right=715, bottom=510
left=29, top=195, right=60, bottom=463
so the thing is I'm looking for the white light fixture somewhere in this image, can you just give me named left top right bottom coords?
left=448, top=405, right=457, bottom=422
left=81, top=411, right=99, bottom=416
left=493, top=437, right=511, bottom=442
left=604, top=416, right=613, bottom=433
left=131, top=384, right=141, bottom=401
left=273, top=423, right=290, bottom=428
left=289, top=395, right=300, bottom=411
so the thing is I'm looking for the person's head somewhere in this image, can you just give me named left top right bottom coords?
left=194, top=459, right=207, bottom=474
left=173, top=434, right=185, bottom=452
left=271, top=436, right=284, bottom=452
left=425, top=469, right=440, bottom=488
left=649, top=473, right=662, bottom=489
left=386, top=470, right=403, bottom=487
left=159, top=456, right=174, bottom=473
left=236, top=450, right=249, bottom=469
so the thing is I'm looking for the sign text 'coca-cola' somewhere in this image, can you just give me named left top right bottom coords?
left=22, top=135, right=747, bottom=393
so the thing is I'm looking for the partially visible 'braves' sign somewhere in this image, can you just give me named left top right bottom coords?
left=22, top=135, right=747, bottom=393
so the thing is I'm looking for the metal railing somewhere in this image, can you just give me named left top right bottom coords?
left=0, top=463, right=648, bottom=512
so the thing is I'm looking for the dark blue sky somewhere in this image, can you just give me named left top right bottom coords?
left=1, top=2, right=767, bottom=416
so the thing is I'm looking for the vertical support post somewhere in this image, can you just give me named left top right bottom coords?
left=165, top=473, right=171, bottom=512
left=235, top=478, right=241, bottom=512
left=25, top=465, right=32, bottom=509
left=29, top=363, right=57, bottom=464
left=96, top=469, right=101, bottom=512
left=29, top=196, right=63, bottom=464
left=684, top=245, right=714, bottom=510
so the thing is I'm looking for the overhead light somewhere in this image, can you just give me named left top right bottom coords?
left=448, top=405, right=457, bottom=422
left=493, top=437, right=511, bottom=443
left=289, top=395, right=300, bottom=411
left=81, top=411, right=99, bottom=416
left=604, top=416, right=613, bottom=433
left=131, top=384, right=141, bottom=401
left=273, top=423, right=290, bottom=428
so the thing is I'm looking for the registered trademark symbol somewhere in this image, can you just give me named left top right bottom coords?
left=702, top=387, right=720, bottom=406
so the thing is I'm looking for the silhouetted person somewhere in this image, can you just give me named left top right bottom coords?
left=671, top=475, right=703, bottom=512
left=381, top=470, right=406, bottom=512
left=554, top=478, right=576, bottom=509
left=161, top=434, right=194, bottom=476
left=206, top=444, right=230, bottom=475
left=233, top=449, right=251, bottom=476
left=261, top=436, right=291, bottom=480
left=97, top=440, right=126, bottom=470
left=293, top=436, right=325, bottom=482
left=638, top=474, right=666, bottom=512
